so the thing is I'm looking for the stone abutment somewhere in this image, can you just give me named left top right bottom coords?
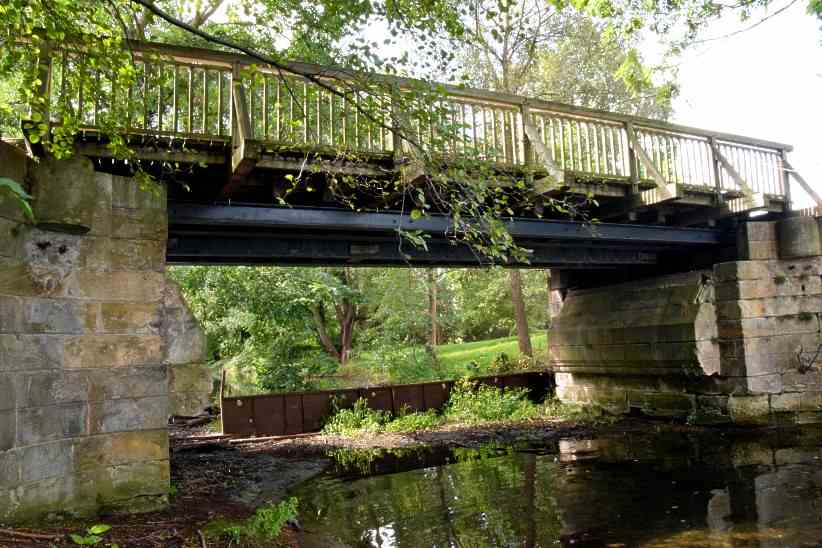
left=0, top=144, right=210, bottom=522
left=550, top=216, right=822, bottom=424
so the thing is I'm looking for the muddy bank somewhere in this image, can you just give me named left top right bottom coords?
left=0, top=418, right=747, bottom=547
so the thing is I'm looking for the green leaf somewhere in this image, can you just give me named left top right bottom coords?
left=410, top=209, right=423, bottom=220
left=88, top=524, right=111, bottom=535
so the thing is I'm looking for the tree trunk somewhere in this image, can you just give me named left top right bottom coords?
left=428, top=269, right=439, bottom=346
left=311, top=303, right=341, bottom=361
left=510, top=269, right=533, bottom=358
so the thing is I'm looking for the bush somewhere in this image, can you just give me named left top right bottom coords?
left=443, top=379, right=540, bottom=425
left=384, top=408, right=443, bottom=433
left=322, top=398, right=389, bottom=436
left=206, top=497, right=298, bottom=546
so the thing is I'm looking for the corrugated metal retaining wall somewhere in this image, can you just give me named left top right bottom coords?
left=222, top=371, right=553, bottom=437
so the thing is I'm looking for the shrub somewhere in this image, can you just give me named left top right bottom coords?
left=384, top=408, right=443, bottom=433
left=322, top=398, right=389, bottom=436
left=443, top=379, right=540, bottom=424
left=206, top=497, right=298, bottom=546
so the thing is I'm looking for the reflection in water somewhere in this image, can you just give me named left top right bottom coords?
left=292, top=427, right=822, bottom=547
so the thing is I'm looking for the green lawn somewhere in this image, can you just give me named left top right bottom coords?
left=344, top=332, right=549, bottom=387
left=436, top=333, right=548, bottom=372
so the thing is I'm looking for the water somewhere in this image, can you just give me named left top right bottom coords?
left=292, top=427, right=822, bottom=547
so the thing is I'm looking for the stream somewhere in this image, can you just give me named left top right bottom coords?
left=291, top=426, right=822, bottom=547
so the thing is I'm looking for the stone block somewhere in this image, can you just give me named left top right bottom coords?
left=18, top=370, right=90, bottom=407
left=74, top=430, right=168, bottom=471
left=88, top=172, right=113, bottom=237
left=627, top=390, right=695, bottom=417
left=65, top=271, right=165, bottom=303
left=800, top=391, right=822, bottom=411
left=79, top=237, right=112, bottom=272
left=30, top=155, right=98, bottom=233
left=771, top=392, right=801, bottom=413
left=0, top=448, right=19, bottom=487
left=746, top=373, right=782, bottom=394
left=89, top=303, right=163, bottom=335
left=64, top=334, right=163, bottom=369
left=88, top=460, right=170, bottom=510
left=18, top=298, right=86, bottom=334
left=779, top=216, right=822, bottom=259
left=728, top=395, right=771, bottom=424
left=110, top=239, right=165, bottom=272
left=17, top=402, right=88, bottom=445
left=0, top=409, right=15, bottom=450
left=110, top=207, right=167, bottom=240
left=88, top=395, right=168, bottom=434
left=18, top=439, right=73, bottom=483
left=112, top=176, right=166, bottom=210
left=740, top=221, right=778, bottom=243
left=716, top=295, right=822, bottom=320
left=0, top=334, right=64, bottom=372
left=169, top=391, right=212, bottom=417
left=2, top=475, right=81, bottom=521
left=0, top=373, right=17, bottom=411
left=742, top=240, right=780, bottom=261
left=88, top=364, right=168, bottom=401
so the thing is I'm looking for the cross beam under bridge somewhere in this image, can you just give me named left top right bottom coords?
left=167, top=204, right=728, bottom=267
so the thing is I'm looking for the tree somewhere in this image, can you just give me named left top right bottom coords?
left=509, top=269, right=533, bottom=357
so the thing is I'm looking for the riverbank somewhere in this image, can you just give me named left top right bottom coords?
left=0, top=417, right=752, bottom=547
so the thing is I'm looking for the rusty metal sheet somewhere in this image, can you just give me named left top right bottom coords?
left=502, top=374, right=529, bottom=390
left=476, top=375, right=505, bottom=389
left=222, top=396, right=256, bottom=436
left=302, top=393, right=332, bottom=432
left=284, top=394, right=304, bottom=435
left=422, top=381, right=452, bottom=411
left=252, top=395, right=285, bottom=436
left=330, top=389, right=360, bottom=411
left=392, top=384, right=425, bottom=413
left=361, top=387, right=393, bottom=414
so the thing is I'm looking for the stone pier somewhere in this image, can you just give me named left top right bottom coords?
left=549, top=215, right=822, bottom=424
left=0, top=145, right=210, bottom=522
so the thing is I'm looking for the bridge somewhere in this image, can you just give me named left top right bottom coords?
left=17, top=40, right=821, bottom=266
left=1, top=40, right=821, bottom=523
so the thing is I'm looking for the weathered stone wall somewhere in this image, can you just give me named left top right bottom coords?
left=717, top=218, right=822, bottom=423
left=0, top=145, right=209, bottom=522
left=550, top=217, right=822, bottom=424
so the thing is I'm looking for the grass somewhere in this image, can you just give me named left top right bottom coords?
left=346, top=332, right=549, bottom=386
left=436, top=333, right=548, bottom=372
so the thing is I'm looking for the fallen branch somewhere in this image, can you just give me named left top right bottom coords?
left=198, top=529, right=208, bottom=548
left=0, top=528, right=61, bottom=541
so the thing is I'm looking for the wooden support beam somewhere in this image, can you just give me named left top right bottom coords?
left=709, top=139, right=754, bottom=198
left=522, top=116, right=565, bottom=190
left=783, top=158, right=822, bottom=207
left=221, top=72, right=261, bottom=198
left=625, top=122, right=672, bottom=198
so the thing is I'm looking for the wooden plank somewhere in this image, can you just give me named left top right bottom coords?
left=256, top=156, right=387, bottom=177
left=673, top=192, right=771, bottom=227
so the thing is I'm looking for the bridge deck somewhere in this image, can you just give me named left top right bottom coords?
left=12, top=39, right=805, bottom=265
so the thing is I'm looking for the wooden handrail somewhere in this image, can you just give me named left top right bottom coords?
left=122, top=39, right=793, bottom=152
left=20, top=37, right=800, bottom=202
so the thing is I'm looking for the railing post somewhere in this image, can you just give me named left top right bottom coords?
left=779, top=149, right=793, bottom=212
left=709, top=137, right=724, bottom=204
left=390, top=88, right=404, bottom=162
left=625, top=121, right=639, bottom=194
left=521, top=103, right=533, bottom=167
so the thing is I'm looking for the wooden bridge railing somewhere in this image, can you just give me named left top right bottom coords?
left=21, top=40, right=801, bottom=202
